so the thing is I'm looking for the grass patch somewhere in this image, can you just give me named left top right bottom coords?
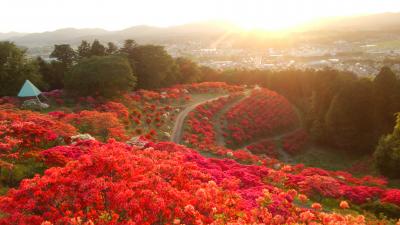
left=291, top=144, right=361, bottom=171
left=0, top=186, right=8, bottom=195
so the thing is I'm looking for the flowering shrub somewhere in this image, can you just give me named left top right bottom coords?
left=246, top=139, right=277, bottom=157
left=0, top=109, right=77, bottom=166
left=174, top=82, right=244, bottom=93
left=381, top=189, right=400, bottom=207
left=0, top=140, right=396, bottom=224
left=1, top=83, right=400, bottom=223
left=61, top=110, right=128, bottom=141
left=96, top=101, right=130, bottom=124
left=282, top=129, right=309, bottom=154
left=0, top=141, right=246, bottom=224
left=40, top=140, right=100, bottom=167
left=341, top=186, right=384, bottom=204
left=224, top=88, right=299, bottom=147
left=183, top=94, right=244, bottom=150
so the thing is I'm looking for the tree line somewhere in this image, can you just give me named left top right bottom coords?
left=0, top=39, right=205, bottom=97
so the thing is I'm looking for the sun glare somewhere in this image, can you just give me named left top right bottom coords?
left=225, top=0, right=328, bottom=31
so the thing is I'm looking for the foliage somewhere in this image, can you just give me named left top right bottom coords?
left=0, top=140, right=397, bottom=224
left=224, top=88, right=299, bottom=147
left=0, top=41, right=43, bottom=96
left=89, top=39, right=106, bottom=57
left=61, top=110, right=128, bottom=141
left=50, top=44, right=76, bottom=67
left=374, top=113, right=400, bottom=178
left=326, top=79, right=376, bottom=153
left=65, top=56, right=136, bottom=98
left=0, top=109, right=76, bottom=186
left=123, top=45, right=178, bottom=89
left=0, top=141, right=246, bottom=224
left=1, top=82, right=400, bottom=223
left=77, top=40, right=91, bottom=59
left=282, top=129, right=309, bottom=154
left=362, top=201, right=400, bottom=219
left=205, top=67, right=400, bottom=155
left=175, top=57, right=202, bottom=84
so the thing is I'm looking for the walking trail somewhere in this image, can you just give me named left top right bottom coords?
left=170, top=87, right=303, bottom=164
left=170, top=94, right=228, bottom=144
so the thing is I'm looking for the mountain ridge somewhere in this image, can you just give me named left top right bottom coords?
left=1, top=12, right=399, bottom=47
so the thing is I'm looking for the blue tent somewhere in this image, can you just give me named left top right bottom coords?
left=18, top=80, right=41, bottom=97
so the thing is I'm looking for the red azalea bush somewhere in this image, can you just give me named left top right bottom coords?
left=61, top=110, right=128, bottom=141
left=341, top=185, right=384, bottom=204
left=97, top=101, right=130, bottom=124
left=40, top=140, right=101, bottom=167
left=127, top=102, right=176, bottom=139
left=224, top=88, right=299, bottom=147
left=183, top=94, right=243, bottom=150
left=0, top=140, right=396, bottom=224
left=282, top=129, right=309, bottom=154
left=381, top=189, right=400, bottom=207
left=246, top=139, right=277, bottom=157
left=0, top=109, right=77, bottom=165
left=124, top=87, right=189, bottom=104
left=174, top=82, right=244, bottom=93
left=0, top=141, right=246, bottom=225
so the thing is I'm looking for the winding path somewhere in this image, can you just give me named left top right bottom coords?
left=170, top=87, right=303, bottom=164
left=240, top=128, right=304, bottom=163
left=234, top=104, right=304, bottom=163
left=170, top=94, right=228, bottom=144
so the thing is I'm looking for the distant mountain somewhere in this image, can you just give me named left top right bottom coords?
left=8, top=28, right=109, bottom=47
left=2, top=21, right=241, bottom=47
left=0, top=32, right=26, bottom=40
left=303, top=12, right=400, bottom=31
left=2, top=13, right=400, bottom=48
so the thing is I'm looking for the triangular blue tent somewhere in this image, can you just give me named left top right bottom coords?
left=18, top=80, right=41, bottom=97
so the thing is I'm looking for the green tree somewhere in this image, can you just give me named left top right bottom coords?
left=175, top=57, right=201, bottom=83
left=374, top=113, right=400, bottom=178
left=77, top=40, right=91, bottom=59
left=37, top=57, right=66, bottom=90
left=373, top=67, right=400, bottom=134
left=106, top=42, right=118, bottom=55
left=325, top=79, right=375, bottom=153
left=90, top=40, right=106, bottom=57
left=0, top=42, right=43, bottom=96
left=65, top=56, right=136, bottom=98
left=120, top=39, right=137, bottom=54
left=126, top=45, right=176, bottom=89
left=50, top=44, right=76, bottom=66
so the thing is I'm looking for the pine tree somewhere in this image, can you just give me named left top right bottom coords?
left=90, top=40, right=106, bottom=56
left=77, top=40, right=91, bottom=59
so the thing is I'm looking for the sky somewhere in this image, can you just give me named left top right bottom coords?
left=1, top=0, right=400, bottom=33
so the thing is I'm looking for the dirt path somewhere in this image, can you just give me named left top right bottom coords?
left=170, top=87, right=303, bottom=164
left=240, top=128, right=303, bottom=163
left=213, top=90, right=252, bottom=146
left=170, top=94, right=228, bottom=144
left=233, top=104, right=304, bottom=163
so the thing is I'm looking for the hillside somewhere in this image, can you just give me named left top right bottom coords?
left=1, top=82, right=400, bottom=224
